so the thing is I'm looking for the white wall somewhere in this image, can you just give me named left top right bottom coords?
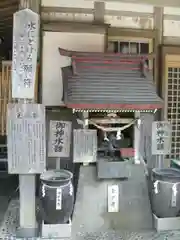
left=41, top=2, right=180, bottom=106
left=42, top=32, right=105, bottom=106
left=42, top=0, right=94, bottom=8
left=42, top=1, right=180, bottom=36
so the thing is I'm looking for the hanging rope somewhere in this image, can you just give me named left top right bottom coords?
left=89, top=118, right=138, bottom=141
left=77, top=117, right=139, bottom=141
left=88, top=118, right=137, bottom=132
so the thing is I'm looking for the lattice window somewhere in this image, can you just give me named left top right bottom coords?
left=167, top=67, right=180, bottom=159
left=107, top=40, right=152, bottom=69
left=107, top=41, right=149, bottom=54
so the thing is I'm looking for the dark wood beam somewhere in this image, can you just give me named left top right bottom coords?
left=108, top=27, right=156, bottom=38
left=42, top=6, right=93, bottom=14
left=0, top=5, right=18, bottom=13
left=0, top=0, right=18, bottom=8
left=42, top=21, right=108, bottom=34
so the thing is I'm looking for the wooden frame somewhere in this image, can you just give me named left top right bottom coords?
left=42, top=21, right=108, bottom=34
left=93, top=0, right=180, bottom=8
left=161, top=46, right=180, bottom=120
left=107, top=36, right=153, bottom=54
left=108, top=27, right=156, bottom=39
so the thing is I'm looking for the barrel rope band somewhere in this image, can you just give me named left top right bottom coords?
left=153, top=180, right=180, bottom=195
left=153, top=180, right=159, bottom=194
left=153, top=179, right=180, bottom=185
left=42, top=181, right=71, bottom=189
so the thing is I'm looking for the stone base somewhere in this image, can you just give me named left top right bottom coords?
left=97, top=159, right=130, bottom=179
left=153, top=213, right=180, bottom=231
left=16, top=226, right=38, bottom=238
left=41, top=219, right=71, bottom=239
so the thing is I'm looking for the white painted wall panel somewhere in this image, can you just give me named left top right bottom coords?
left=42, top=32, right=105, bottom=106
left=164, top=7, right=180, bottom=15
left=105, top=16, right=153, bottom=29
left=164, top=20, right=180, bottom=36
left=42, top=0, right=94, bottom=8
left=106, top=2, right=153, bottom=13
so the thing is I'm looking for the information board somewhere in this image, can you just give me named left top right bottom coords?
left=152, top=121, right=171, bottom=155
left=48, top=121, right=72, bottom=158
left=7, top=103, right=46, bottom=174
left=73, top=129, right=97, bottom=163
left=12, top=9, right=39, bottom=99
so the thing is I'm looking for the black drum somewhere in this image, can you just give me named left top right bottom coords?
left=39, top=169, right=74, bottom=224
left=151, top=168, right=180, bottom=218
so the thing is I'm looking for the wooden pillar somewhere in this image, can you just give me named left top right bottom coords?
left=153, top=7, right=164, bottom=121
left=19, top=0, right=40, bottom=13
left=94, top=1, right=105, bottom=24
left=93, top=2, right=108, bottom=52
left=153, top=7, right=164, bottom=94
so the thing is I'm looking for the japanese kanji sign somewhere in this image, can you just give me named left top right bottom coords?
left=12, top=9, right=39, bottom=99
left=7, top=103, right=46, bottom=174
left=73, top=129, right=97, bottom=163
left=152, top=121, right=172, bottom=155
left=108, top=185, right=119, bottom=212
left=48, top=121, right=72, bottom=158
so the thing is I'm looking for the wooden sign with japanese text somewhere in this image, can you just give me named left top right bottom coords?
left=152, top=121, right=172, bottom=155
left=108, top=185, right=119, bottom=212
left=48, top=121, right=72, bottom=158
left=7, top=103, right=46, bottom=174
left=12, top=9, right=39, bottom=99
left=73, top=129, right=97, bottom=163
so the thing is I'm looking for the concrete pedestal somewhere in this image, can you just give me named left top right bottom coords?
left=72, top=164, right=153, bottom=238
left=41, top=219, right=71, bottom=239
left=17, top=175, right=38, bottom=238
left=153, top=214, right=180, bottom=231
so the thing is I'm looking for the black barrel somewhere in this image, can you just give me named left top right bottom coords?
left=151, top=168, right=180, bottom=218
left=39, top=169, right=74, bottom=224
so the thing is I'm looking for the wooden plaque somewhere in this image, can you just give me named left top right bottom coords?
left=48, top=120, right=72, bottom=158
left=7, top=103, right=46, bottom=174
left=12, top=9, right=39, bottom=99
left=152, top=121, right=172, bottom=155
left=73, top=129, right=97, bottom=163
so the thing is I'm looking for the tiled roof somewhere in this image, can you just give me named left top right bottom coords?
left=60, top=48, right=163, bottom=111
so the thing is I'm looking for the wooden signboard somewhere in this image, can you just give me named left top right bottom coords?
left=108, top=185, right=119, bottom=213
left=48, top=120, right=72, bottom=158
left=152, top=121, right=172, bottom=155
left=73, top=129, right=97, bottom=163
left=139, top=113, right=154, bottom=161
left=7, top=103, right=46, bottom=174
left=12, top=9, right=39, bottom=99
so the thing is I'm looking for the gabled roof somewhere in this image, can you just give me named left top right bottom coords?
left=60, top=48, right=163, bottom=111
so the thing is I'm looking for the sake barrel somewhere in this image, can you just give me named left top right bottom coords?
left=151, top=168, right=180, bottom=218
left=39, top=169, right=74, bottom=224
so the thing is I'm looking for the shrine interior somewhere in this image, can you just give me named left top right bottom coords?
left=88, top=112, right=134, bottom=154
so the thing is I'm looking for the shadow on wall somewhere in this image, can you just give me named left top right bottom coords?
left=0, top=33, right=12, bottom=61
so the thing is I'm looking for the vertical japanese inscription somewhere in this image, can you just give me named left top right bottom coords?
left=152, top=121, right=171, bottom=155
left=12, top=9, right=39, bottom=99
left=108, top=185, right=119, bottom=212
left=48, top=121, right=72, bottom=158
left=73, top=129, right=97, bottom=163
left=7, top=103, right=46, bottom=174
